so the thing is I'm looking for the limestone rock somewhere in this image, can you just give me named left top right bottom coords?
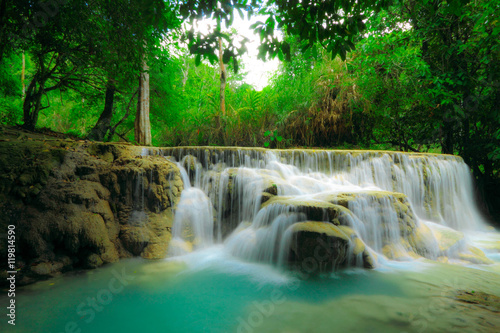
left=30, top=257, right=72, bottom=276
left=287, top=222, right=375, bottom=273
left=427, top=223, right=465, bottom=252
left=407, top=222, right=440, bottom=257
left=262, top=196, right=352, bottom=225
left=0, top=139, right=182, bottom=287
left=85, top=253, right=104, bottom=268
left=458, top=246, right=494, bottom=265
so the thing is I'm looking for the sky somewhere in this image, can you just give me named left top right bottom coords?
left=194, top=13, right=281, bottom=90
left=231, top=15, right=280, bottom=90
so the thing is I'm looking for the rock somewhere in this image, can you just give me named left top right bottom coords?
left=262, top=196, right=352, bottom=224
left=458, top=246, right=494, bottom=265
left=426, top=222, right=465, bottom=252
left=382, top=243, right=419, bottom=261
left=286, top=222, right=374, bottom=273
left=31, top=262, right=58, bottom=276
left=260, top=192, right=274, bottom=205
left=120, top=225, right=152, bottom=256
left=168, top=238, right=194, bottom=254
left=85, top=253, right=104, bottom=268
left=30, top=257, right=71, bottom=276
left=406, top=222, right=440, bottom=258
left=142, top=239, right=170, bottom=259
left=0, top=139, right=181, bottom=287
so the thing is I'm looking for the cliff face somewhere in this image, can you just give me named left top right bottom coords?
left=0, top=129, right=182, bottom=286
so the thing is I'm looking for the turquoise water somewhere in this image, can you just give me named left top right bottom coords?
left=2, top=257, right=403, bottom=333
left=2, top=253, right=499, bottom=333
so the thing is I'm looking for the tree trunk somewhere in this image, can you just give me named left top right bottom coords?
left=22, top=75, right=44, bottom=131
left=219, top=37, right=226, bottom=116
left=135, top=60, right=151, bottom=145
left=88, top=81, right=116, bottom=141
left=442, top=125, right=454, bottom=154
left=0, top=0, right=8, bottom=63
left=21, top=51, right=25, bottom=98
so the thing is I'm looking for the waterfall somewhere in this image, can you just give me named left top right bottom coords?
left=157, top=148, right=495, bottom=271
left=128, top=169, right=148, bottom=224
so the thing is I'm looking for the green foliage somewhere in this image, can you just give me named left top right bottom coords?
left=0, top=53, right=23, bottom=125
left=251, top=0, right=390, bottom=61
left=263, top=130, right=283, bottom=148
left=181, top=0, right=390, bottom=69
left=347, top=27, right=434, bottom=150
left=394, top=0, right=500, bottom=217
left=149, top=54, right=282, bottom=147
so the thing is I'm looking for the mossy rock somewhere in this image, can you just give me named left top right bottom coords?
left=455, top=290, right=500, bottom=311
left=316, top=190, right=408, bottom=208
left=315, top=190, right=418, bottom=235
left=0, top=131, right=185, bottom=287
left=225, top=167, right=286, bottom=195
left=30, top=256, right=72, bottom=276
left=458, top=246, right=495, bottom=265
left=427, top=223, right=465, bottom=252
left=291, top=222, right=352, bottom=240
left=0, top=141, right=68, bottom=201
left=405, top=222, right=439, bottom=257
left=262, top=196, right=352, bottom=224
left=382, top=243, right=420, bottom=261
left=120, top=225, right=153, bottom=256
left=84, top=253, right=104, bottom=268
left=287, top=222, right=375, bottom=273
left=142, top=235, right=171, bottom=259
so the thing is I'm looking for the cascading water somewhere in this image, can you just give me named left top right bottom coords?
left=158, top=148, right=496, bottom=272
left=128, top=169, right=148, bottom=224
left=8, top=148, right=500, bottom=333
left=168, top=158, right=215, bottom=255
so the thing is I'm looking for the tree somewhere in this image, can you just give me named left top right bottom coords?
left=135, top=58, right=152, bottom=145
left=5, top=0, right=179, bottom=136
left=182, top=0, right=390, bottom=67
left=87, top=0, right=180, bottom=143
left=346, top=14, right=433, bottom=151
left=218, top=37, right=227, bottom=117
left=15, top=0, right=99, bottom=131
left=401, top=0, right=500, bottom=191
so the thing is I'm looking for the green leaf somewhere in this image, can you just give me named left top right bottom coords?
left=222, top=49, right=232, bottom=64
left=237, top=8, right=244, bottom=20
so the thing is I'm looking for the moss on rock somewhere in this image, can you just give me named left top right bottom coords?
left=0, top=133, right=182, bottom=287
left=262, top=196, right=352, bottom=224
left=287, top=222, right=375, bottom=273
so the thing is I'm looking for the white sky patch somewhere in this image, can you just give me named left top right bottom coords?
left=192, top=13, right=281, bottom=90
left=231, top=15, right=280, bottom=90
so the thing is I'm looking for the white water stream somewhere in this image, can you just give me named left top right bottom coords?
left=4, top=148, right=499, bottom=333
left=157, top=148, right=498, bottom=271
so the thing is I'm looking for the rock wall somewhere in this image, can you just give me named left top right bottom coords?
left=0, top=134, right=182, bottom=286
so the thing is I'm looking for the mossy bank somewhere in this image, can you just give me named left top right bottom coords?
left=0, top=127, right=182, bottom=286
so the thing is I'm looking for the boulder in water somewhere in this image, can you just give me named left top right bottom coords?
left=261, top=196, right=352, bottom=225
left=286, top=222, right=375, bottom=274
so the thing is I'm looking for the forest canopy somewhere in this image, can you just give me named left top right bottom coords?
left=0, top=0, right=499, bottom=217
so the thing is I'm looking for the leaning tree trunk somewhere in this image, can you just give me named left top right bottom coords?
left=88, top=81, right=116, bottom=141
left=22, top=75, right=45, bottom=131
left=135, top=60, right=151, bottom=145
left=21, top=51, right=25, bottom=98
left=218, top=37, right=226, bottom=117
